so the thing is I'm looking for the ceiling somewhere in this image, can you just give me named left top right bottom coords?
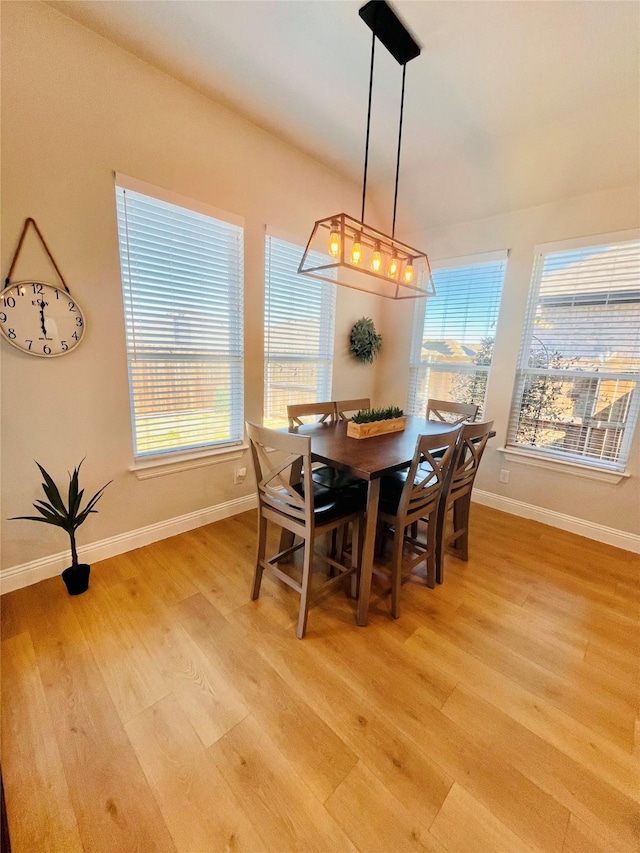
left=47, top=0, right=639, bottom=233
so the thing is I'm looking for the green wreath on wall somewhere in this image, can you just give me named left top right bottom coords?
left=349, top=317, right=382, bottom=364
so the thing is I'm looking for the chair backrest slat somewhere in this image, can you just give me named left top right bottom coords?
left=399, top=429, right=461, bottom=520
left=335, top=398, right=371, bottom=420
left=448, top=420, right=494, bottom=502
left=246, top=422, right=313, bottom=524
left=426, top=398, right=479, bottom=425
left=287, top=402, right=337, bottom=427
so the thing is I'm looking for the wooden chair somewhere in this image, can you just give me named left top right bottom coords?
left=436, top=420, right=494, bottom=583
left=287, top=402, right=337, bottom=427
left=426, top=399, right=479, bottom=425
left=376, top=429, right=460, bottom=618
left=246, top=422, right=364, bottom=638
left=335, top=398, right=371, bottom=420
left=289, top=401, right=365, bottom=494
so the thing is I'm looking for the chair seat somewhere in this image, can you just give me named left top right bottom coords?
left=292, top=480, right=366, bottom=523
left=312, top=464, right=366, bottom=492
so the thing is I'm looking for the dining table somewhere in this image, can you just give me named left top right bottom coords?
left=287, top=415, right=461, bottom=626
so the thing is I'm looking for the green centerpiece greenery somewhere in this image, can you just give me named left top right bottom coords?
left=351, top=406, right=404, bottom=423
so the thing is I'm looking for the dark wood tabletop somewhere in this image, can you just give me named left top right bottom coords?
left=288, top=416, right=460, bottom=480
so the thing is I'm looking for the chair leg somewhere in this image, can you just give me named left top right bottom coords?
left=425, top=513, right=437, bottom=588
left=435, top=499, right=447, bottom=585
left=349, top=516, right=361, bottom=599
left=251, top=513, right=268, bottom=600
left=297, top=538, right=314, bottom=639
left=453, top=495, right=471, bottom=561
left=390, top=525, right=404, bottom=619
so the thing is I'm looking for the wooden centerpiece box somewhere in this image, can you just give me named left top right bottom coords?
left=346, top=407, right=406, bottom=439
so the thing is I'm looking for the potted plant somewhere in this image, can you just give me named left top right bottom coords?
left=11, top=460, right=111, bottom=595
left=347, top=406, right=407, bottom=439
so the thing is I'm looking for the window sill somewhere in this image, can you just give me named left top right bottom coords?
left=498, top=447, right=629, bottom=484
left=130, top=444, right=248, bottom=480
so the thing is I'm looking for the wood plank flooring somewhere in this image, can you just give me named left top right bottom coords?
left=2, top=505, right=638, bottom=852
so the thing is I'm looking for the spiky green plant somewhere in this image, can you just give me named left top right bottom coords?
left=351, top=406, right=404, bottom=424
left=11, top=460, right=111, bottom=570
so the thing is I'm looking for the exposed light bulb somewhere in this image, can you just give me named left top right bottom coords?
left=329, top=221, right=340, bottom=258
left=388, top=256, right=399, bottom=278
left=351, top=233, right=362, bottom=265
left=404, top=262, right=414, bottom=283
left=371, top=243, right=382, bottom=272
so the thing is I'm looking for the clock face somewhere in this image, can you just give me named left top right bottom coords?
left=0, top=280, right=86, bottom=357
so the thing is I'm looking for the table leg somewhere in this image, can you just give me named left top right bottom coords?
left=356, top=477, right=380, bottom=627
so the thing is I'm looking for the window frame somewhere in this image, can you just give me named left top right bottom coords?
left=506, top=229, right=640, bottom=476
left=407, top=249, right=508, bottom=417
left=115, top=173, right=245, bottom=469
left=263, top=229, right=336, bottom=428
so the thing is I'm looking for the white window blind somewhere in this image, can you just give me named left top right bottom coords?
left=407, top=252, right=507, bottom=417
left=507, top=236, right=640, bottom=471
left=115, top=181, right=244, bottom=458
left=264, top=235, right=336, bottom=427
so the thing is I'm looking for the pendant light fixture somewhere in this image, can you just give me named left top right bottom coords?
left=298, top=0, right=435, bottom=300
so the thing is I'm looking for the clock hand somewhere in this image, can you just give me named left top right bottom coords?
left=39, top=300, right=47, bottom=337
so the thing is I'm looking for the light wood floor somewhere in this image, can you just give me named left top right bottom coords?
left=2, top=505, right=638, bottom=853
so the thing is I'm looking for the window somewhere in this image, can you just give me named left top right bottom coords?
left=507, top=234, right=640, bottom=472
left=115, top=176, right=244, bottom=459
left=264, top=234, right=336, bottom=427
left=407, top=251, right=507, bottom=416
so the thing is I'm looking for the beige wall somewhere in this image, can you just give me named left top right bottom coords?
left=0, top=2, right=381, bottom=569
left=380, top=184, right=640, bottom=536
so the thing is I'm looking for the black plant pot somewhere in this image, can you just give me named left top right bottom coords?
left=61, top=564, right=90, bottom=596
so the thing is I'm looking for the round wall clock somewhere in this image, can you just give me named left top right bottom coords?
left=0, top=280, right=86, bottom=357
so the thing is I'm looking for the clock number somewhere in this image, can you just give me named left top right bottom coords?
left=76, top=317, right=83, bottom=328
left=0, top=312, right=6, bottom=323
left=3, top=296, right=15, bottom=308
left=32, top=283, right=44, bottom=295
left=72, top=331, right=79, bottom=341
left=43, top=345, right=51, bottom=355
left=26, top=340, right=33, bottom=350
left=7, top=328, right=16, bottom=339
left=55, top=289, right=60, bottom=299
left=61, top=340, right=68, bottom=351
left=68, top=301, right=76, bottom=312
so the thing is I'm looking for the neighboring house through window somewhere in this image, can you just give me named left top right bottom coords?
left=507, top=232, right=640, bottom=471
left=407, top=251, right=507, bottom=417
left=264, top=233, right=336, bottom=427
left=115, top=175, right=244, bottom=458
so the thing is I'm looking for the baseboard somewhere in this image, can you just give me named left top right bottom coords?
left=473, top=489, right=640, bottom=554
left=1, top=494, right=257, bottom=595
left=4, top=489, right=635, bottom=595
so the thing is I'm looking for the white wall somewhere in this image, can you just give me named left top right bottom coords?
left=0, top=1, right=381, bottom=572
left=379, top=184, right=640, bottom=538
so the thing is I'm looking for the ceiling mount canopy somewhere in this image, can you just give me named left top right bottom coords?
left=299, top=0, right=435, bottom=300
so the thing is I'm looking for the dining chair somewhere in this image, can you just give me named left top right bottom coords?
left=426, top=398, right=479, bottom=425
left=376, top=429, right=460, bottom=618
left=436, top=419, right=494, bottom=583
left=246, top=422, right=365, bottom=638
left=287, top=401, right=337, bottom=427
left=288, top=401, right=366, bottom=494
left=335, top=398, right=371, bottom=420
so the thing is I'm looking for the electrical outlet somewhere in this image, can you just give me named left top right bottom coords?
left=499, top=469, right=510, bottom=484
left=234, top=466, right=247, bottom=485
